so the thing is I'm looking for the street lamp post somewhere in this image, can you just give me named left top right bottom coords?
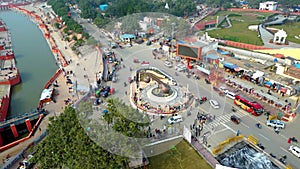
left=171, top=23, right=176, bottom=40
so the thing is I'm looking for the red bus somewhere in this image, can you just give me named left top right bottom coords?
left=234, top=95, right=264, bottom=116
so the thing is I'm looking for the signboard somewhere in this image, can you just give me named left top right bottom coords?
left=176, top=44, right=201, bottom=60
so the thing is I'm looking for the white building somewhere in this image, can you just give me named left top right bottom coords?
left=273, top=29, right=287, bottom=44
left=139, top=17, right=154, bottom=32
left=259, top=1, right=278, bottom=11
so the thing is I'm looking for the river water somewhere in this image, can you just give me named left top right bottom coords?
left=0, top=11, right=58, bottom=117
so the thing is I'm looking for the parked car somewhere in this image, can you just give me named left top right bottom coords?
left=168, top=115, right=183, bottom=124
left=146, top=40, right=152, bottom=46
left=266, top=120, right=285, bottom=129
left=209, top=99, right=220, bottom=109
left=164, top=61, right=173, bottom=68
left=111, top=42, right=118, bottom=49
left=231, top=115, right=240, bottom=124
left=135, top=38, right=144, bottom=44
left=175, top=64, right=187, bottom=72
left=93, top=98, right=102, bottom=105
left=289, top=145, right=300, bottom=158
left=103, top=48, right=113, bottom=56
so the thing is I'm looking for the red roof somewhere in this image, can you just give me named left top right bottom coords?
left=193, top=20, right=217, bottom=31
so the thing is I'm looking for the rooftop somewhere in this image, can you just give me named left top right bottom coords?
left=224, top=56, right=296, bottom=87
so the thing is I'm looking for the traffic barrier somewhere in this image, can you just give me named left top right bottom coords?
left=219, top=139, right=230, bottom=147
left=247, top=135, right=258, bottom=145
left=212, top=146, right=222, bottom=155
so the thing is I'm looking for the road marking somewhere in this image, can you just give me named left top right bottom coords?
left=213, top=127, right=229, bottom=134
left=222, top=123, right=236, bottom=133
left=241, top=122, right=250, bottom=128
left=280, top=146, right=290, bottom=154
left=259, top=133, right=270, bottom=141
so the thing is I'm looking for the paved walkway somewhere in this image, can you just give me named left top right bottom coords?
left=259, top=24, right=300, bottom=49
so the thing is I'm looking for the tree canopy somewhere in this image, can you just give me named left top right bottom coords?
left=31, top=106, right=127, bottom=169
left=31, top=97, right=151, bottom=168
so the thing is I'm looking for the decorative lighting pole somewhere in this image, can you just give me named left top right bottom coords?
left=171, top=22, right=176, bottom=40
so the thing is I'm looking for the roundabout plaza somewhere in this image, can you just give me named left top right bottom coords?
left=129, top=67, right=194, bottom=115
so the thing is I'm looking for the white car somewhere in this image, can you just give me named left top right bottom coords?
left=209, top=100, right=220, bottom=109
left=168, top=115, right=183, bottom=124
left=266, top=120, right=285, bottom=129
left=175, top=64, right=187, bottom=72
left=219, top=86, right=228, bottom=94
left=289, top=145, right=300, bottom=158
left=164, top=61, right=173, bottom=68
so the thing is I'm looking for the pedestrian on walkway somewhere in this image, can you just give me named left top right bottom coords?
left=125, top=91, right=127, bottom=95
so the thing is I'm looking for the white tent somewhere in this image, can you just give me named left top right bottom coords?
left=252, top=70, right=264, bottom=79
left=40, top=88, right=53, bottom=101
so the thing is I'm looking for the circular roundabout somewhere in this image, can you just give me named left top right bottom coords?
left=130, top=67, right=194, bottom=115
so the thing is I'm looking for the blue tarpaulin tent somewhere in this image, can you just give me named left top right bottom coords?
left=99, top=4, right=108, bottom=11
left=217, top=50, right=231, bottom=55
left=295, top=64, right=300, bottom=68
left=204, top=54, right=219, bottom=60
left=223, top=62, right=238, bottom=69
left=265, top=81, right=273, bottom=86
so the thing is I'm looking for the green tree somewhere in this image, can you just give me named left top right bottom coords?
left=120, top=15, right=141, bottom=33
left=54, top=22, right=60, bottom=29
left=94, top=17, right=110, bottom=28
left=31, top=106, right=128, bottom=168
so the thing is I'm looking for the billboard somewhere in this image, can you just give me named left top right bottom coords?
left=176, top=44, right=201, bottom=60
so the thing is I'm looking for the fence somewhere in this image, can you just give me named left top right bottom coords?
left=211, top=135, right=244, bottom=156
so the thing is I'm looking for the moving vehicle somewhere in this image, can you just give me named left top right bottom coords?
left=175, top=64, right=187, bottom=72
left=289, top=145, right=300, bottom=158
left=168, top=115, right=183, bottom=124
left=266, top=119, right=285, bottom=129
left=226, top=91, right=236, bottom=100
left=164, top=61, right=173, bottom=68
left=256, top=123, right=262, bottom=129
left=234, top=95, right=264, bottom=116
left=209, top=99, right=220, bottom=109
left=230, top=115, right=240, bottom=124
left=219, top=86, right=228, bottom=94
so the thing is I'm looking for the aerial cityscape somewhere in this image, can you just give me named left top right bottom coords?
left=0, top=0, right=300, bottom=169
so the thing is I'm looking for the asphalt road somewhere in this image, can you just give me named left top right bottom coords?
left=72, top=11, right=300, bottom=168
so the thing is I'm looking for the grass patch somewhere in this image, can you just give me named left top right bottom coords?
left=147, top=140, right=213, bottom=169
left=208, top=20, right=264, bottom=45
left=204, top=11, right=270, bottom=46
left=199, top=11, right=274, bottom=45
left=271, top=22, right=300, bottom=44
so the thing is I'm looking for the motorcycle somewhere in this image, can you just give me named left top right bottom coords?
left=232, top=107, right=237, bottom=112
left=291, top=137, right=298, bottom=143
left=256, top=123, right=262, bottom=129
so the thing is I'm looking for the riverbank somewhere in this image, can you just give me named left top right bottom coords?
left=0, top=2, right=102, bottom=167
left=0, top=22, right=21, bottom=123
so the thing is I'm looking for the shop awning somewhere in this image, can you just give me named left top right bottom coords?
left=265, top=81, right=273, bottom=86
left=280, top=87, right=287, bottom=93
left=223, top=62, right=238, bottom=69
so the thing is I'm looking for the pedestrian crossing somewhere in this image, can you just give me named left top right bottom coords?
left=204, top=112, right=247, bottom=130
